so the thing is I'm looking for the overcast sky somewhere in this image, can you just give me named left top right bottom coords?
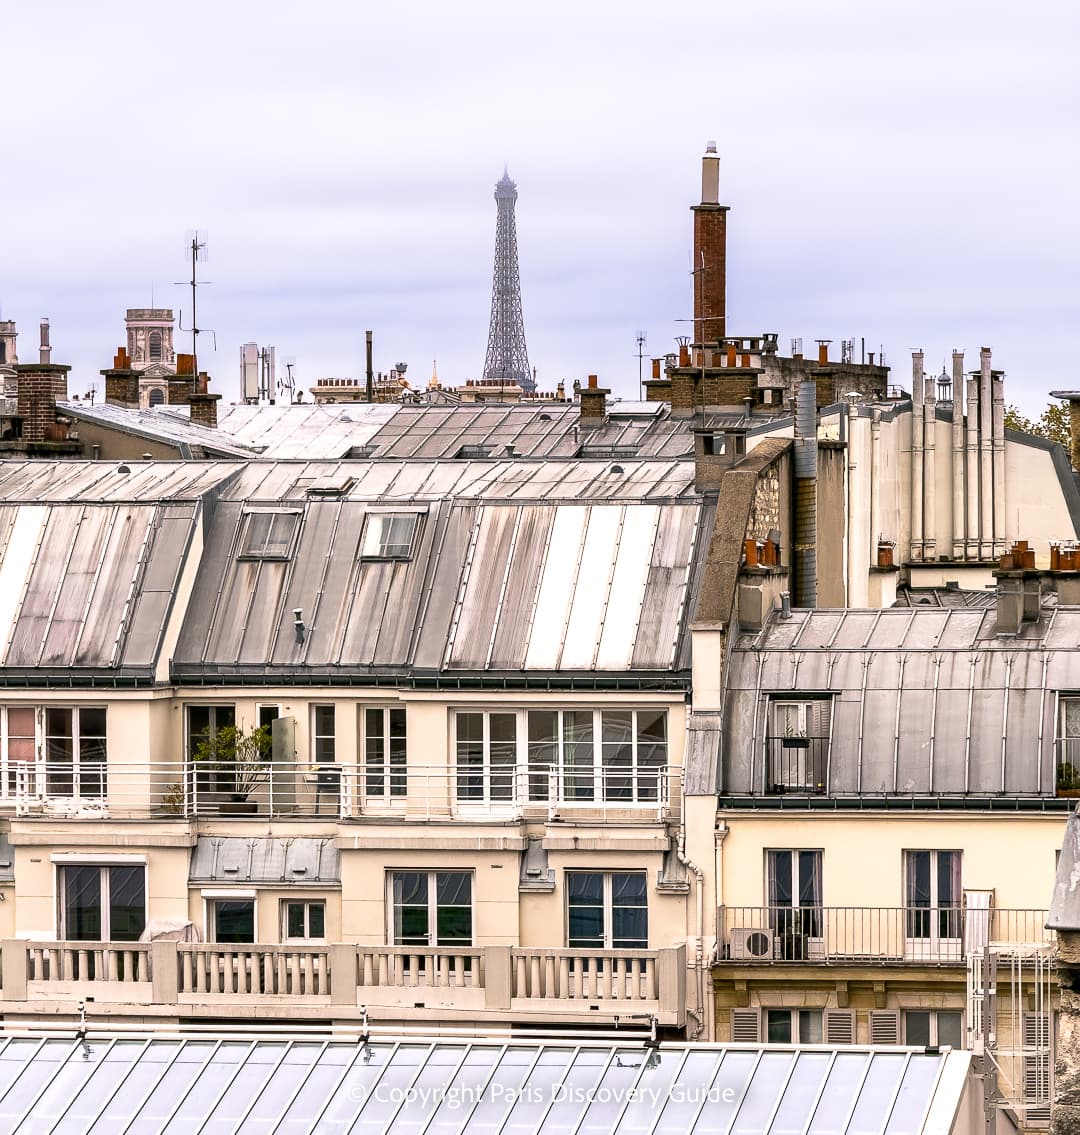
left=2, top=1, right=1076, bottom=416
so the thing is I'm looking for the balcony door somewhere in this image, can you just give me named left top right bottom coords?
left=904, top=850, right=962, bottom=961
left=766, top=850, right=822, bottom=960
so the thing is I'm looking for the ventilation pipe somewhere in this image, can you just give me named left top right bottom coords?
left=992, top=359, right=1006, bottom=557
left=365, top=331, right=374, bottom=403
left=793, top=379, right=818, bottom=608
left=966, top=370, right=980, bottom=558
left=39, top=319, right=51, bottom=364
left=979, top=347, right=993, bottom=559
left=910, top=351, right=925, bottom=561
left=922, top=367, right=937, bottom=559
left=951, top=351, right=965, bottom=558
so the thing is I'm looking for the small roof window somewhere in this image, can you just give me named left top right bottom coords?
left=360, top=511, right=423, bottom=560
left=238, top=510, right=300, bottom=560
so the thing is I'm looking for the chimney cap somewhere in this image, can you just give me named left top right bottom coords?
left=705, top=140, right=717, bottom=154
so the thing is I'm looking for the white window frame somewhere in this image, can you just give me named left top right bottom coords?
left=237, top=510, right=300, bottom=560
left=359, top=510, right=424, bottom=560
left=452, top=708, right=669, bottom=807
left=311, top=704, right=336, bottom=764
left=565, top=870, right=649, bottom=950
left=903, top=849, right=962, bottom=960
left=362, top=705, right=407, bottom=799
left=57, top=861, right=147, bottom=942
left=42, top=705, right=108, bottom=801
left=202, top=889, right=257, bottom=944
left=386, top=870, right=473, bottom=949
left=281, top=899, right=327, bottom=942
left=903, top=1009, right=964, bottom=1048
left=764, top=1008, right=823, bottom=1044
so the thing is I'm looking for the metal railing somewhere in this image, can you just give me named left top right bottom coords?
left=764, top=737, right=828, bottom=795
left=718, top=906, right=1052, bottom=963
left=6, top=761, right=680, bottom=822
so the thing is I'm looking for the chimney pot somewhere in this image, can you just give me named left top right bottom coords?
left=587, top=375, right=598, bottom=390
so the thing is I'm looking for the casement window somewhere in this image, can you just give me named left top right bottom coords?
left=0, top=706, right=36, bottom=797
left=566, top=871, right=648, bottom=950
left=283, top=900, right=326, bottom=942
left=766, top=1009, right=822, bottom=1044
left=733, top=1008, right=854, bottom=1045
left=186, top=705, right=236, bottom=760
left=364, top=707, right=407, bottom=797
left=45, top=707, right=107, bottom=798
left=360, top=512, right=422, bottom=560
left=59, top=864, right=145, bottom=942
left=904, top=1010, right=963, bottom=1049
left=237, top=510, right=300, bottom=560
left=766, top=850, right=823, bottom=957
left=389, top=871, right=472, bottom=948
left=767, top=698, right=830, bottom=794
left=210, top=900, right=255, bottom=943
left=1058, top=697, right=1080, bottom=790
left=455, top=709, right=668, bottom=805
left=904, top=850, right=962, bottom=947
left=312, top=705, right=335, bottom=764
left=456, top=712, right=516, bottom=803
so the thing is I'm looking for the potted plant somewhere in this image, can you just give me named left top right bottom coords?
left=192, top=722, right=270, bottom=813
left=781, top=725, right=810, bottom=750
left=1057, top=761, right=1080, bottom=798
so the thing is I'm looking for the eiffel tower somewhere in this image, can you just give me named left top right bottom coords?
left=482, top=168, right=534, bottom=393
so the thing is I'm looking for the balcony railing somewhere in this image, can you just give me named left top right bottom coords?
left=764, top=736, right=828, bottom=794
left=6, top=761, right=680, bottom=823
left=0, top=940, right=686, bottom=1027
left=718, top=906, right=1052, bottom=963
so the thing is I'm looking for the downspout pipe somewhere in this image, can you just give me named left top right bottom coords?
left=793, top=378, right=818, bottom=608
left=677, top=822, right=706, bottom=1040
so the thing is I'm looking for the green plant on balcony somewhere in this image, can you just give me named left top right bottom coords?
left=1057, top=761, right=1080, bottom=795
left=192, top=723, right=270, bottom=804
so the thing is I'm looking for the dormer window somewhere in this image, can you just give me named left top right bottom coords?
left=238, top=510, right=300, bottom=560
left=766, top=697, right=831, bottom=794
left=360, top=511, right=423, bottom=560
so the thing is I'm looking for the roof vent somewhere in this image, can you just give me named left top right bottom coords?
left=610, top=464, right=624, bottom=474
left=116, top=464, right=130, bottom=475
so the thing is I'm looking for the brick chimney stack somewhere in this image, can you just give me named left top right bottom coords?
left=579, top=374, right=609, bottom=425
left=188, top=372, right=221, bottom=428
left=15, top=318, right=70, bottom=442
left=691, top=141, right=729, bottom=345
left=102, top=347, right=140, bottom=408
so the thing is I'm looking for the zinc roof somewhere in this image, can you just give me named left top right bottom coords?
left=721, top=605, right=1080, bottom=797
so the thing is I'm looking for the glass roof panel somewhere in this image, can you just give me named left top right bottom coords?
left=461, top=1045, right=547, bottom=1133
left=884, top=1056, right=944, bottom=1135
left=210, top=1041, right=291, bottom=1128
left=730, top=1051, right=795, bottom=1135
left=159, top=1042, right=253, bottom=1133
left=87, top=1041, right=186, bottom=1135
left=386, top=1044, right=470, bottom=1135
left=617, top=1049, right=689, bottom=1134
left=423, top=1046, right=507, bottom=1134
left=577, top=1048, right=659, bottom=1135
left=314, top=1044, right=396, bottom=1130
left=275, top=1046, right=364, bottom=1134
left=122, top=1041, right=218, bottom=1130
left=501, top=1047, right=578, bottom=1134
left=0, top=1040, right=75, bottom=1127
left=537, top=1048, right=611, bottom=1133
left=651, top=1049, right=730, bottom=1132
left=807, top=1052, right=871, bottom=1135
left=847, top=1054, right=909, bottom=1135
left=768, top=1052, right=833, bottom=1135
left=696, top=1050, right=760, bottom=1133
left=345, top=1043, right=433, bottom=1131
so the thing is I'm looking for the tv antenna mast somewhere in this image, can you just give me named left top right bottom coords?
left=176, top=230, right=213, bottom=384
left=279, top=356, right=296, bottom=403
left=635, top=330, right=647, bottom=398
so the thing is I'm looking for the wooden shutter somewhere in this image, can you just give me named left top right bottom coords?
left=869, top=1010, right=900, bottom=1045
left=824, top=1009, right=855, bottom=1045
left=731, top=1008, right=761, bottom=1043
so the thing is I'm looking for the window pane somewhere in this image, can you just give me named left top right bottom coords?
left=393, top=872, right=427, bottom=906
left=215, top=902, right=254, bottom=943
left=436, top=872, right=471, bottom=907
left=563, top=711, right=594, bottom=800
left=611, top=906, right=647, bottom=949
left=308, top=903, right=325, bottom=939
left=109, top=866, right=145, bottom=941
left=799, top=1011, right=823, bottom=1044
left=567, top=873, right=603, bottom=904
left=436, top=906, right=472, bottom=946
left=938, top=1011, right=963, bottom=1049
left=315, top=705, right=335, bottom=736
left=766, top=1011, right=792, bottom=1044
left=7, top=707, right=35, bottom=761
left=64, top=866, right=101, bottom=941
left=905, top=1012, right=931, bottom=1047
left=287, top=903, right=305, bottom=938
left=612, top=872, right=647, bottom=904
left=568, top=906, right=603, bottom=948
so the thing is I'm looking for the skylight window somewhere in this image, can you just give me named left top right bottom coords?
left=238, top=511, right=300, bottom=560
left=360, top=512, right=422, bottom=560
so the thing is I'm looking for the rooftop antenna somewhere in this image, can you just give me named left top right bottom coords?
left=176, top=230, right=210, bottom=387
left=279, top=356, right=296, bottom=402
left=635, top=331, right=647, bottom=399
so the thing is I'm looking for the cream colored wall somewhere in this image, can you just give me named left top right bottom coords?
left=718, top=811, right=1066, bottom=910
left=188, top=887, right=342, bottom=943
left=14, top=844, right=190, bottom=938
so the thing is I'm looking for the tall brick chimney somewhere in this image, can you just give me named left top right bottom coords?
left=188, top=372, right=221, bottom=428
left=579, top=375, right=609, bottom=425
left=102, top=347, right=140, bottom=408
left=692, top=142, right=729, bottom=345
left=15, top=319, right=70, bottom=442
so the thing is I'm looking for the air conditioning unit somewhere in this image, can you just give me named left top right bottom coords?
left=730, top=928, right=777, bottom=960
